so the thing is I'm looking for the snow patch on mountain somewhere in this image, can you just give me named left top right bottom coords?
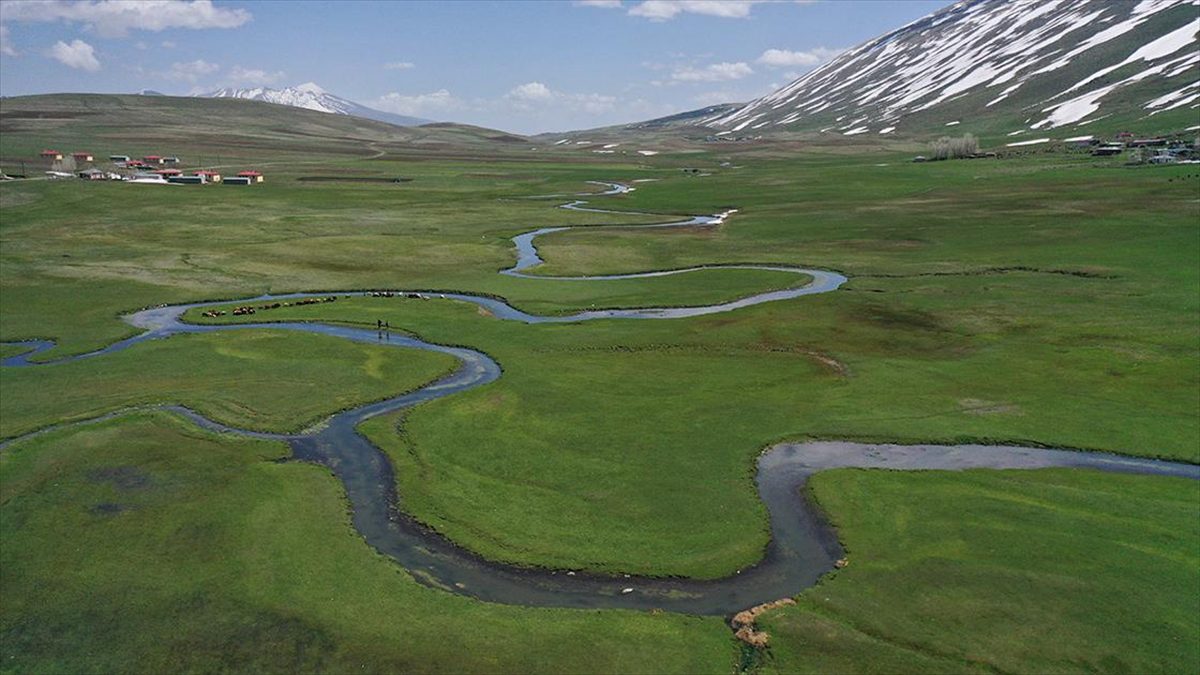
left=705, top=0, right=1199, bottom=134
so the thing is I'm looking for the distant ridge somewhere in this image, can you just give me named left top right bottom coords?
left=626, top=103, right=742, bottom=130
left=201, top=82, right=431, bottom=127
left=0, top=94, right=528, bottom=159
left=705, top=0, right=1200, bottom=136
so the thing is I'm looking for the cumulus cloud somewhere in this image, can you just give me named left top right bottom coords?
left=508, top=81, right=554, bottom=102
left=166, top=58, right=218, bottom=82
left=565, top=92, right=617, bottom=114
left=383, top=61, right=414, bottom=70
left=629, top=1, right=758, bottom=21
left=505, top=82, right=616, bottom=113
left=671, top=61, right=752, bottom=82
left=49, top=38, right=99, bottom=70
left=757, top=47, right=841, bottom=67
left=227, top=65, right=283, bottom=86
left=372, top=89, right=463, bottom=116
left=0, top=0, right=251, bottom=38
left=0, top=25, right=16, bottom=56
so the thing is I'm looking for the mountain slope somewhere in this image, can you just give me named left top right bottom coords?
left=707, top=0, right=1199, bottom=137
left=203, top=83, right=431, bottom=127
left=0, top=94, right=525, bottom=163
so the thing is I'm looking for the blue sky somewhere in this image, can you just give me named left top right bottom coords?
left=0, top=0, right=949, bottom=134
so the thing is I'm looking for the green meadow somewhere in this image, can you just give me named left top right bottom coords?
left=1, top=97, right=1198, bottom=672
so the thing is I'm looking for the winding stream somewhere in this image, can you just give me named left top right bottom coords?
left=2, top=182, right=1196, bottom=616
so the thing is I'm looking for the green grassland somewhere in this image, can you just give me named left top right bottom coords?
left=2, top=414, right=1193, bottom=673
left=1, top=95, right=1198, bottom=672
left=0, top=329, right=458, bottom=439
left=0, top=412, right=731, bottom=674
left=763, top=469, right=1200, bottom=674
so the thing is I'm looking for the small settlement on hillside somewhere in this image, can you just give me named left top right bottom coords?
left=9, top=149, right=265, bottom=186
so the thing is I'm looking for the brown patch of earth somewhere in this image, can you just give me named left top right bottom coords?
left=959, top=398, right=1023, bottom=415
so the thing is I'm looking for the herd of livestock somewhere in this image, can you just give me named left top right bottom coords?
left=197, top=291, right=442, bottom=319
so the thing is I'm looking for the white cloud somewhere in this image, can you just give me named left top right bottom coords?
left=575, top=0, right=622, bottom=7
left=629, top=1, right=758, bottom=21
left=160, top=39, right=175, bottom=48
left=49, top=38, right=99, bottom=70
left=508, top=81, right=554, bottom=102
left=671, top=61, right=752, bottom=82
left=505, top=82, right=616, bottom=113
left=0, top=0, right=251, bottom=38
left=568, top=92, right=617, bottom=114
left=757, top=47, right=841, bottom=67
left=0, top=25, right=16, bottom=56
left=372, top=89, right=463, bottom=116
left=167, top=58, right=218, bottom=82
left=227, top=65, right=283, bottom=86
left=383, top=61, right=414, bottom=70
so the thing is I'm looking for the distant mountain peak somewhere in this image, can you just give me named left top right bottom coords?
left=706, top=0, right=1199, bottom=135
left=199, top=83, right=431, bottom=127
left=294, top=82, right=326, bottom=95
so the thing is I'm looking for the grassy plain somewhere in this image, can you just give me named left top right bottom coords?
left=762, top=469, right=1200, bottom=674
left=0, top=329, right=457, bottom=439
left=1, top=95, right=1198, bottom=672
left=0, top=412, right=731, bottom=673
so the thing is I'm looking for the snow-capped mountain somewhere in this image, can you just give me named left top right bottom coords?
left=707, top=0, right=1199, bottom=136
left=202, top=83, right=430, bottom=127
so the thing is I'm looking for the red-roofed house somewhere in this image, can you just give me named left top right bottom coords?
left=237, top=170, right=264, bottom=183
left=143, top=155, right=163, bottom=165
left=40, top=150, right=63, bottom=160
left=155, top=169, right=183, bottom=176
left=72, top=152, right=94, bottom=162
left=194, top=170, right=222, bottom=183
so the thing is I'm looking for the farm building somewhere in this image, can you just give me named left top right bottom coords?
left=223, top=176, right=254, bottom=185
left=168, top=174, right=206, bottom=185
left=142, top=155, right=164, bottom=165
left=109, top=155, right=130, bottom=162
left=155, top=169, right=183, bottom=177
left=40, top=150, right=63, bottom=160
left=78, top=168, right=105, bottom=180
left=129, top=172, right=168, bottom=183
left=72, top=152, right=94, bottom=162
left=237, top=170, right=264, bottom=183
left=163, top=156, right=180, bottom=165
left=194, top=170, right=222, bottom=183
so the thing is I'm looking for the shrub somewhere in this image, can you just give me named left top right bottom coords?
left=931, top=133, right=979, bottom=160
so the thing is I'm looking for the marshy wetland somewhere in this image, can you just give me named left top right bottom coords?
left=2, top=107, right=1198, bottom=672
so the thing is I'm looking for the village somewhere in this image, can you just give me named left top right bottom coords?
left=10, top=149, right=266, bottom=185
left=912, top=131, right=1199, bottom=163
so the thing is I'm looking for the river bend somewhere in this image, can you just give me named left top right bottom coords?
left=3, top=183, right=1195, bottom=615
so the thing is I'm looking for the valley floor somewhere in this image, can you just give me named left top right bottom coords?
left=1, top=140, right=1197, bottom=673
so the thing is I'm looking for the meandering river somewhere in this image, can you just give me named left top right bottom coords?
left=3, top=183, right=1196, bottom=615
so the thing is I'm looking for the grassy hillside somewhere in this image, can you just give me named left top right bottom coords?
left=0, top=93, right=536, bottom=171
